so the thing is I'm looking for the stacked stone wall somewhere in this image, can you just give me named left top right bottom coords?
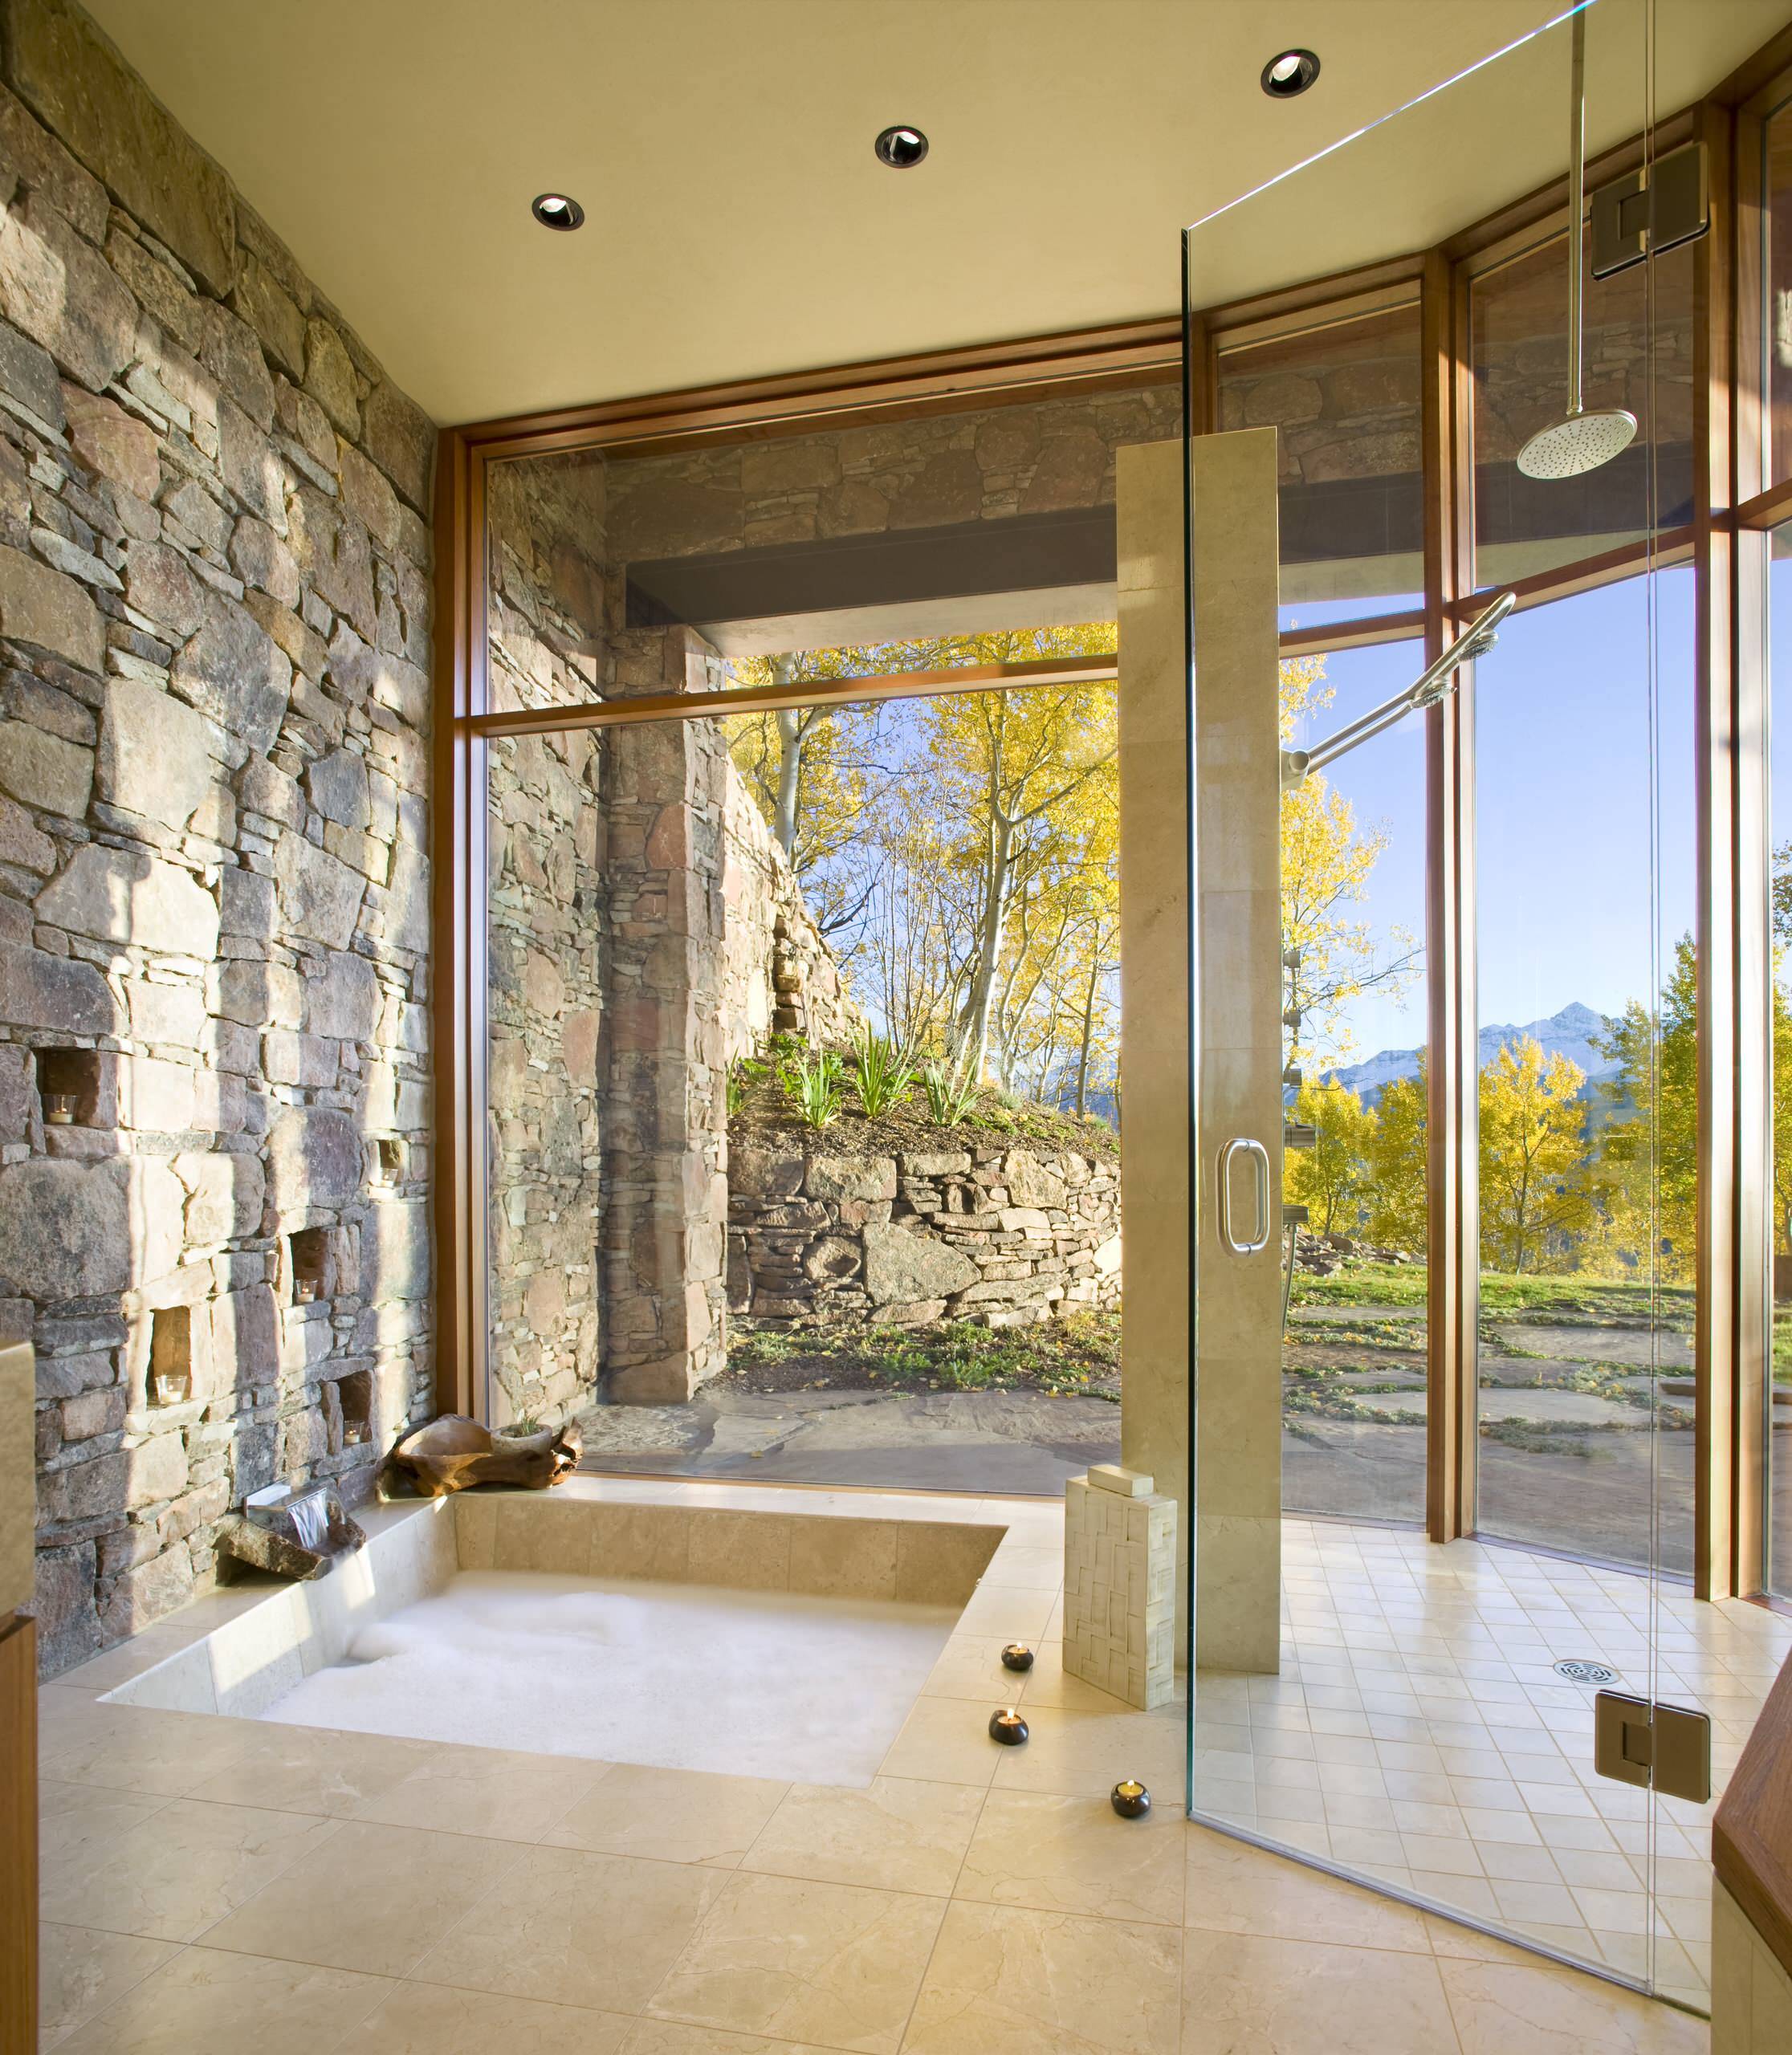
left=720, top=761, right=861, bottom=1057
left=605, top=384, right=1182, bottom=562
left=487, top=728, right=604, bottom=1428
left=728, top=1140, right=1120, bottom=1331
left=0, top=0, right=436, bottom=1671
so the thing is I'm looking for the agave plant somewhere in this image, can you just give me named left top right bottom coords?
left=853, top=1032, right=916, bottom=1120
left=922, top=1060, right=978, bottom=1129
left=788, top=1047, right=847, bottom=1130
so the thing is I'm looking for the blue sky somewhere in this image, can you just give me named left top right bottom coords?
left=1281, top=566, right=1699, bottom=1064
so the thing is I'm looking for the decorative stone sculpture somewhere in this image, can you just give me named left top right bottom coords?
left=1062, top=1463, right=1176, bottom=1709
left=214, top=1486, right=365, bottom=1582
left=385, top=1413, right=582, bottom=1496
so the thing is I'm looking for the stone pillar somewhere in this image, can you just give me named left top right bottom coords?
left=1062, top=1463, right=1176, bottom=1708
left=1190, top=429, right=1285, bottom=1673
left=1117, top=440, right=1193, bottom=1646
left=1116, top=431, right=1284, bottom=1675
left=601, top=628, right=731, bottom=1402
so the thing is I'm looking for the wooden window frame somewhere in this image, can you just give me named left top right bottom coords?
left=430, top=31, right=1792, bottom=1601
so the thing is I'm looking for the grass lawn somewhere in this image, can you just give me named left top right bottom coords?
left=724, top=1308, right=1122, bottom=1398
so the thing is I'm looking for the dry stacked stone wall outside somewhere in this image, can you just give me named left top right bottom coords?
left=0, top=0, right=437, bottom=1671
left=728, top=1137, right=1121, bottom=1331
left=720, top=762, right=861, bottom=1056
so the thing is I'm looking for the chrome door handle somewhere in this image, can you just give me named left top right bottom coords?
left=1217, top=1137, right=1273, bottom=1255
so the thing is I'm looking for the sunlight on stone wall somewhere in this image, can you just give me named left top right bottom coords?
left=0, top=0, right=435, bottom=1672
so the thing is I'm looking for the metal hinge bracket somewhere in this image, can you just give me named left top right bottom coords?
left=1592, top=1691, right=1711, bottom=1804
left=1590, top=142, right=1709, bottom=280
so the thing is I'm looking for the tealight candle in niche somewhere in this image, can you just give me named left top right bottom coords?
left=1000, top=1644, right=1034, bottom=1673
left=988, top=1707, right=1029, bottom=1746
left=43, top=1093, right=77, bottom=1125
left=1110, top=1780, right=1151, bottom=1818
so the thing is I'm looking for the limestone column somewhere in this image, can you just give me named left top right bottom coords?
left=1117, top=430, right=1284, bottom=1674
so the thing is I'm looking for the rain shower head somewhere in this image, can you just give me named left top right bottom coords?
left=1517, top=404, right=1638, bottom=480
left=1519, top=10, right=1639, bottom=486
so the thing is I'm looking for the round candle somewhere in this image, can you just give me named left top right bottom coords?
left=1110, top=1780, right=1151, bottom=1818
left=988, top=1707, right=1029, bottom=1746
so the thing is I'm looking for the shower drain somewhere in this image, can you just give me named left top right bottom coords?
left=1553, top=1658, right=1618, bottom=1685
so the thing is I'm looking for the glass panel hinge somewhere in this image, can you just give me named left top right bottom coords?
left=1592, top=1691, right=1712, bottom=1803
left=1590, top=142, right=1709, bottom=280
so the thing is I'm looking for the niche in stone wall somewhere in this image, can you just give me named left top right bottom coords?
left=148, top=1306, right=193, bottom=1408
left=331, top=1369, right=374, bottom=1452
left=374, top=1138, right=405, bottom=1188
left=288, top=1227, right=331, bottom=1307
left=35, top=1046, right=101, bottom=1129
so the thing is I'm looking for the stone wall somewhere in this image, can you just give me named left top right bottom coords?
left=605, top=384, right=1182, bottom=562
left=487, top=449, right=605, bottom=714
left=485, top=450, right=608, bottom=1428
left=487, top=727, right=603, bottom=1428
left=0, top=0, right=436, bottom=1672
left=720, top=758, right=861, bottom=1056
left=727, top=1138, right=1121, bottom=1331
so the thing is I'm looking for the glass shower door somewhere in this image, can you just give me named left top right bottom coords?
left=1178, top=0, right=1720, bottom=2001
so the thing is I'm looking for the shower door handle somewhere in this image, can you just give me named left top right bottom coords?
left=1217, top=1137, right=1273, bottom=1255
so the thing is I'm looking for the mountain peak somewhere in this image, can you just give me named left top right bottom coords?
left=1323, top=1000, right=1619, bottom=1105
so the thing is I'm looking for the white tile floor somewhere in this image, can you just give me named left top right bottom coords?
left=1190, top=1518, right=1792, bottom=2010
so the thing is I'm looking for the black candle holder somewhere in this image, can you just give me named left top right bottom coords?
left=1000, top=1643, right=1034, bottom=1673
left=1110, top=1779, right=1151, bottom=1818
left=988, top=1707, right=1029, bottom=1746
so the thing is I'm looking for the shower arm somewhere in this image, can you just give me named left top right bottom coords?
left=1566, top=4, right=1586, bottom=420
left=1279, top=590, right=1516, bottom=791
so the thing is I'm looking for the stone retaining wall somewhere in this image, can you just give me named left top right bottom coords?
left=727, top=1137, right=1121, bottom=1330
left=0, top=0, right=436, bottom=1670
left=721, top=763, right=861, bottom=1056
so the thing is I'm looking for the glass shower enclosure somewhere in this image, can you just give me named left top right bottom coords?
left=1180, top=0, right=1792, bottom=2010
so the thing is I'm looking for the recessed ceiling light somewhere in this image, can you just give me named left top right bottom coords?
left=1261, top=49, right=1321, bottom=98
left=874, top=124, right=929, bottom=169
left=531, top=192, right=584, bottom=230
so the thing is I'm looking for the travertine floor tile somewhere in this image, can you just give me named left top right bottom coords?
left=955, top=1789, right=1184, bottom=1925
left=902, top=1899, right=1181, bottom=2055
left=351, top=1741, right=611, bottom=1841
left=1438, top=1957, right=1709, bottom=2053
left=39, top=1797, right=338, bottom=1943
left=741, top=1776, right=984, bottom=1896
left=989, top=1702, right=1186, bottom=1798
left=335, top=1977, right=634, bottom=2054
left=618, top=2020, right=841, bottom=2054
left=52, top=1946, right=389, bottom=2055
left=1183, top=1823, right=1432, bottom=1952
left=37, top=1922, right=180, bottom=2051
left=1180, top=1928, right=1459, bottom=2053
left=878, top=1695, right=1004, bottom=1787
left=197, top=1818, right=528, bottom=1976
left=547, top=1763, right=788, bottom=1866
left=184, top=1724, right=442, bottom=1818
left=410, top=1844, right=729, bottom=2014
left=646, top=1869, right=943, bottom=2053
left=37, top=1703, right=259, bottom=1798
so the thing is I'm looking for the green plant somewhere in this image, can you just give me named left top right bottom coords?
left=853, top=1033, right=916, bottom=1119
left=922, top=1060, right=978, bottom=1128
left=725, top=1056, right=765, bottom=1116
left=788, top=1048, right=847, bottom=1129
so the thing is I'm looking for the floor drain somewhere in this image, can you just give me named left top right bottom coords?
left=1554, top=1658, right=1618, bottom=1685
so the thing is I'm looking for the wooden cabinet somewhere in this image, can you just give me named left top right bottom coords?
left=0, top=1610, right=35, bottom=2055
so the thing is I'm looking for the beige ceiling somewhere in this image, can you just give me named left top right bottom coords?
left=83, top=0, right=1791, bottom=428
